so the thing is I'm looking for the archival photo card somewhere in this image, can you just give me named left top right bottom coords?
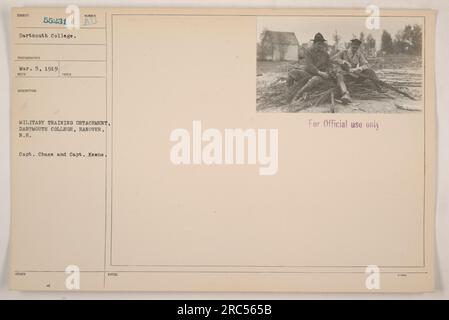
left=9, top=7, right=435, bottom=292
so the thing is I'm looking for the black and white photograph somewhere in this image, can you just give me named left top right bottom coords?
left=256, top=16, right=424, bottom=113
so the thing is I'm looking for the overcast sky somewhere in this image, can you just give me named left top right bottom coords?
left=257, top=16, right=423, bottom=50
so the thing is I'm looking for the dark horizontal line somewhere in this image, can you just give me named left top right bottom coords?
left=15, top=271, right=105, bottom=273
left=111, top=14, right=425, bottom=18
left=16, top=26, right=105, bottom=29
left=14, top=270, right=429, bottom=274
left=111, top=264, right=426, bottom=268
left=15, top=60, right=106, bottom=62
left=14, top=43, right=105, bottom=46
left=15, top=76, right=105, bottom=78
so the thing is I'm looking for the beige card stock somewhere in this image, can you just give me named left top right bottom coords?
left=9, top=7, right=436, bottom=292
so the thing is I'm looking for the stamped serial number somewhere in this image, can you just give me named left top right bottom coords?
left=43, top=16, right=67, bottom=25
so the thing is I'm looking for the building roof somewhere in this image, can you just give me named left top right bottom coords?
left=262, top=31, right=299, bottom=46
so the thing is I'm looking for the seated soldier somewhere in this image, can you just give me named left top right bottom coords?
left=286, top=33, right=331, bottom=103
left=331, top=38, right=382, bottom=104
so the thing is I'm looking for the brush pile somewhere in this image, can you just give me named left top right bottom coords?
left=256, top=66, right=422, bottom=113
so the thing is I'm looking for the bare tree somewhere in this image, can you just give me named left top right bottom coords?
left=365, top=34, right=376, bottom=56
left=381, top=30, right=394, bottom=54
left=332, top=30, right=341, bottom=48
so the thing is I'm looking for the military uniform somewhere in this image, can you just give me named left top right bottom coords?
left=332, top=39, right=381, bottom=101
left=287, top=45, right=331, bottom=85
left=286, top=33, right=331, bottom=102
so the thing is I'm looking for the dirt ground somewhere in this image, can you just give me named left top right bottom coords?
left=256, top=54, right=423, bottom=113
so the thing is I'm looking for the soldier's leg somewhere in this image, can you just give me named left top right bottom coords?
left=335, top=72, right=352, bottom=104
left=286, top=71, right=312, bottom=103
left=304, top=76, right=323, bottom=91
left=361, top=68, right=378, bottom=80
left=290, top=75, right=323, bottom=103
left=360, top=68, right=383, bottom=91
left=336, top=73, right=348, bottom=95
left=287, top=69, right=310, bottom=87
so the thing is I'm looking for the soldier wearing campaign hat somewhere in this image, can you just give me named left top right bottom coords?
left=286, top=32, right=332, bottom=103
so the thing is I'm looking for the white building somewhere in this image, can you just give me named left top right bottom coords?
left=260, top=31, right=299, bottom=61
